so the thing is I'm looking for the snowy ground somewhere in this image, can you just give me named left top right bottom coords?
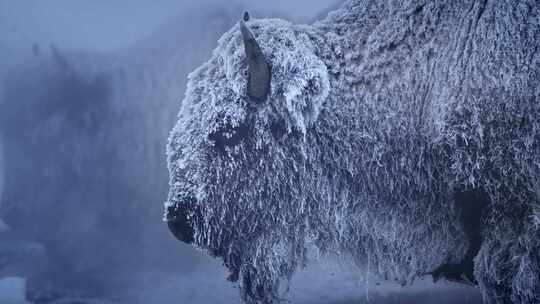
left=0, top=278, right=29, bottom=304
left=126, top=256, right=482, bottom=304
left=0, top=259, right=482, bottom=304
left=1, top=255, right=480, bottom=304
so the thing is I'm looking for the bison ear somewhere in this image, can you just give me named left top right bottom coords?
left=240, top=13, right=271, bottom=103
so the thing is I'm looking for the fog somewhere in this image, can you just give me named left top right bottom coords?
left=0, top=0, right=337, bottom=54
left=0, top=1, right=482, bottom=303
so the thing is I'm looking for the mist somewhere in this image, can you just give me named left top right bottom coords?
left=0, top=1, right=483, bottom=303
left=0, top=0, right=337, bottom=55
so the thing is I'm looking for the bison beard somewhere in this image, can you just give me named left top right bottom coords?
left=165, top=1, right=540, bottom=303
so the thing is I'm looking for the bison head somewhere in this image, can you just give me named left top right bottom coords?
left=165, top=14, right=330, bottom=300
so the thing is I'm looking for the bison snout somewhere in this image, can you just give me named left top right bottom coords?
left=166, top=205, right=195, bottom=244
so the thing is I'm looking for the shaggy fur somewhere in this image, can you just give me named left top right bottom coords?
left=166, top=1, right=540, bottom=303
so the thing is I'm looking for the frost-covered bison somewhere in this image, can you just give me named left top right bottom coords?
left=165, top=1, right=540, bottom=303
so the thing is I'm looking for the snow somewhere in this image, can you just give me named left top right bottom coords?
left=0, top=277, right=30, bottom=304
left=122, top=255, right=482, bottom=304
left=0, top=261, right=481, bottom=304
left=0, top=138, right=4, bottom=212
left=0, top=220, right=8, bottom=233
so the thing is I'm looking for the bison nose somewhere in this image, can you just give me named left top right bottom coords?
left=166, top=205, right=195, bottom=244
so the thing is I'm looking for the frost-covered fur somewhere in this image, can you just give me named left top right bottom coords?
left=166, top=1, right=540, bottom=303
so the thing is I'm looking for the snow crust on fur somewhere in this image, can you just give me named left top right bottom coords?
left=167, top=1, right=540, bottom=303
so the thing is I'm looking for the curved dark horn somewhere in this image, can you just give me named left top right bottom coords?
left=240, top=15, right=271, bottom=103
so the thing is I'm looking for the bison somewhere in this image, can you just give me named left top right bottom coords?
left=165, top=1, right=540, bottom=303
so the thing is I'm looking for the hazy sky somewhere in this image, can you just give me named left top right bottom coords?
left=0, top=0, right=339, bottom=53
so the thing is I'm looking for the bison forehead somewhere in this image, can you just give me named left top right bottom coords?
left=180, top=18, right=330, bottom=142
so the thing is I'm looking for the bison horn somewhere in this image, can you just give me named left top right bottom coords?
left=50, top=44, right=75, bottom=76
left=240, top=14, right=271, bottom=103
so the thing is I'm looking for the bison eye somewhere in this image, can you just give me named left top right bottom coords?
left=208, top=122, right=250, bottom=152
left=270, top=118, right=287, bottom=139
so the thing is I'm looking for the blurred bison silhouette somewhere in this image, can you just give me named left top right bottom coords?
left=0, top=45, right=123, bottom=295
left=165, top=1, right=540, bottom=303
